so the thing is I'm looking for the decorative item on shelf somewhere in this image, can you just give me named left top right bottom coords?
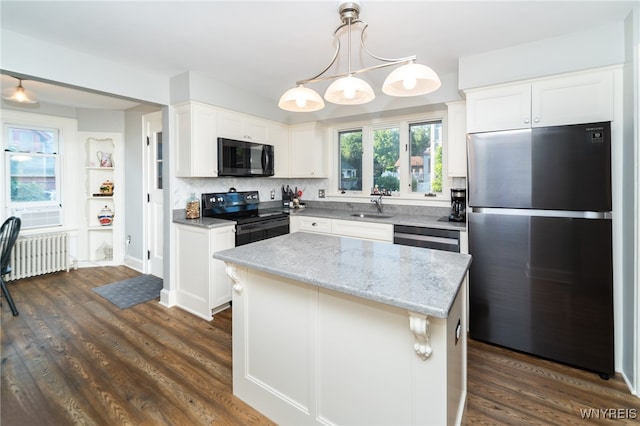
left=96, top=151, right=113, bottom=167
left=185, top=193, right=200, bottom=219
left=96, top=242, right=113, bottom=261
left=97, top=205, right=114, bottom=226
left=98, top=179, right=114, bottom=196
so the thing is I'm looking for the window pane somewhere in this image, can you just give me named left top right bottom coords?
left=409, top=121, right=442, bottom=193
left=7, top=127, right=57, bottom=154
left=339, top=130, right=362, bottom=191
left=10, top=155, right=57, bottom=201
left=373, top=127, right=399, bottom=193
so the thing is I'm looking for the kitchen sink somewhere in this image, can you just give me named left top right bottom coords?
left=351, top=213, right=394, bottom=219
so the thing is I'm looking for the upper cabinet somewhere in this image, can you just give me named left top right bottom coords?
left=175, top=102, right=218, bottom=177
left=446, top=101, right=467, bottom=177
left=174, top=103, right=290, bottom=178
left=217, top=110, right=270, bottom=143
left=288, top=123, right=328, bottom=178
left=465, top=68, right=614, bottom=133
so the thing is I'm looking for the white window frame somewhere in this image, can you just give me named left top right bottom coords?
left=1, top=110, right=77, bottom=229
left=328, top=110, right=451, bottom=204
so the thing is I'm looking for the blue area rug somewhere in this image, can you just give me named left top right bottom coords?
left=92, top=274, right=163, bottom=309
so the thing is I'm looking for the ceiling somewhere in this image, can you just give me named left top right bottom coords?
left=0, top=1, right=636, bottom=112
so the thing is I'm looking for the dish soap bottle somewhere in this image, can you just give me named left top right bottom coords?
left=185, top=193, right=200, bottom=219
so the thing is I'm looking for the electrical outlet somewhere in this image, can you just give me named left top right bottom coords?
left=319, top=189, right=325, bottom=198
left=126, top=235, right=132, bottom=245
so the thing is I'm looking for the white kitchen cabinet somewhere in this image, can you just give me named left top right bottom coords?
left=217, top=110, right=270, bottom=143
left=289, top=123, right=328, bottom=178
left=291, top=215, right=332, bottom=234
left=291, top=215, right=393, bottom=242
left=174, top=223, right=235, bottom=320
left=270, top=123, right=290, bottom=178
left=465, top=68, right=614, bottom=133
left=446, top=101, right=467, bottom=177
left=331, top=219, right=393, bottom=242
left=228, top=265, right=466, bottom=425
left=175, top=102, right=218, bottom=177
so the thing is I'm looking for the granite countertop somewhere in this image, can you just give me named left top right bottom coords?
left=173, top=206, right=467, bottom=231
left=213, top=232, right=472, bottom=318
left=288, top=207, right=467, bottom=231
left=173, top=215, right=237, bottom=229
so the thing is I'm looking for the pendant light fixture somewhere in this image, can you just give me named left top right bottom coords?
left=2, top=77, right=38, bottom=104
left=278, top=1, right=441, bottom=112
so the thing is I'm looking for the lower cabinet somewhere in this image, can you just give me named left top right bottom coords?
left=290, top=216, right=393, bottom=242
left=229, top=266, right=466, bottom=425
left=174, top=224, right=235, bottom=320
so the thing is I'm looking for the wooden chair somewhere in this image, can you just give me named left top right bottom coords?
left=0, top=216, right=21, bottom=316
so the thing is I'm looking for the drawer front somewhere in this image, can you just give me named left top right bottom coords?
left=332, top=219, right=393, bottom=242
left=297, top=216, right=332, bottom=234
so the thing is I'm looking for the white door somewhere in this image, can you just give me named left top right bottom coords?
left=145, top=111, right=163, bottom=278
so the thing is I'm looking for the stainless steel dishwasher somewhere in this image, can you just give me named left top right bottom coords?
left=393, top=224, right=460, bottom=253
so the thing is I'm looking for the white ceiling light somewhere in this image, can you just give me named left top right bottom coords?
left=279, top=1, right=441, bottom=112
left=2, top=77, right=38, bottom=104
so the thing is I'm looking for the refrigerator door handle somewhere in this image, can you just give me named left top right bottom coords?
left=470, top=208, right=611, bottom=219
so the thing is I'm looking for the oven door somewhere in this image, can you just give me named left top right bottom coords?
left=235, top=216, right=289, bottom=246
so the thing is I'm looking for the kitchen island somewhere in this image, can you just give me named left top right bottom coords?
left=213, top=232, right=472, bottom=426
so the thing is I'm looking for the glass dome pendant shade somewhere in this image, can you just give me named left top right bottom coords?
left=278, top=85, right=325, bottom=112
left=2, top=79, right=38, bottom=104
left=324, top=75, right=375, bottom=105
left=382, top=63, right=441, bottom=97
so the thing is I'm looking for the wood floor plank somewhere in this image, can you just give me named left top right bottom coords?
left=2, top=266, right=638, bottom=425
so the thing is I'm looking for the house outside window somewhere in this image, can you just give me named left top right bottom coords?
left=3, top=124, right=62, bottom=228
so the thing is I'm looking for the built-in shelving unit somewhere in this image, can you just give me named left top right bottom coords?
left=83, top=134, right=123, bottom=265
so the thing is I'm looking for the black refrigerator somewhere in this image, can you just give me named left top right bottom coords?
left=467, top=122, right=614, bottom=375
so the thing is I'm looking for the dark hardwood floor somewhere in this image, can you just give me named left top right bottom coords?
left=1, top=266, right=638, bottom=425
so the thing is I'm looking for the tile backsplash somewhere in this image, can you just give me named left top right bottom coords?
left=173, top=177, right=328, bottom=209
left=173, top=176, right=467, bottom=211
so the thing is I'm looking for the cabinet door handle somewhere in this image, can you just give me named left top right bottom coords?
left=524, top=118, right=530, bottom=124
left=312, top=222, right=317, bottom=226
left=533, top=117, right=540, bottom=123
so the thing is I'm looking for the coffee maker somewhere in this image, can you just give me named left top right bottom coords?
left=449, top=188, right=466, bottom=222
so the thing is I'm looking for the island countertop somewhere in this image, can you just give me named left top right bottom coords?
left=213, top=232, right=472, bottom=318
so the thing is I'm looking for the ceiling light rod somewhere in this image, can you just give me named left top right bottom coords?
left=278, top=1, right=441, bottom=112
left=295, top=2, right=417, bottom=86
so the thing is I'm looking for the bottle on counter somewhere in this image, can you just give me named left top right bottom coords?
left=185, top=193, right=200, bottom=219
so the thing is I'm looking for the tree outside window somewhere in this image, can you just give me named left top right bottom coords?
left=339, top=130, right=363, bottom=191
left=409, top=121, right=442, bottom=194
left=373, top=127, right=399, bottom=192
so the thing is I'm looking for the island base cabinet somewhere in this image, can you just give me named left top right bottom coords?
left=229, top=266, right=466, bottom=425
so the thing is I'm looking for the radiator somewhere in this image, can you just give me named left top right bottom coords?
left=7, top=232, right=70, bottom=281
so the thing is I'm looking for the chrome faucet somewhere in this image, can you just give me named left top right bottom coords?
left=371, top=194, right=383, bottom=213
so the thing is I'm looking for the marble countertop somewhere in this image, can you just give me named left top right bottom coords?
left=288, top=207, right=467, bottom=231
left=173, top=215, right=237, bottom=229
left=173, top=206, right=467, bottom=231
left=213, top=232, right=472, bottom=318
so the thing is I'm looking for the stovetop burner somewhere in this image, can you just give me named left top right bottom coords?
left=201, top=191, right=288, bottom=223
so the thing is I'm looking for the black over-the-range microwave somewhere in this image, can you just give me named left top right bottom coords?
left=217, top=137, right=274, bottom=177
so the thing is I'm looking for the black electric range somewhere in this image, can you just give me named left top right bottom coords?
left=201, top=191, right=289, bottom=246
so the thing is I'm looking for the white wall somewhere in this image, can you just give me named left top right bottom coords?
left=622, top=5, right=640, bottom=395
left=0, top=29, right=169, bottom=106
left=458, top=22, right=626, bottom=90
